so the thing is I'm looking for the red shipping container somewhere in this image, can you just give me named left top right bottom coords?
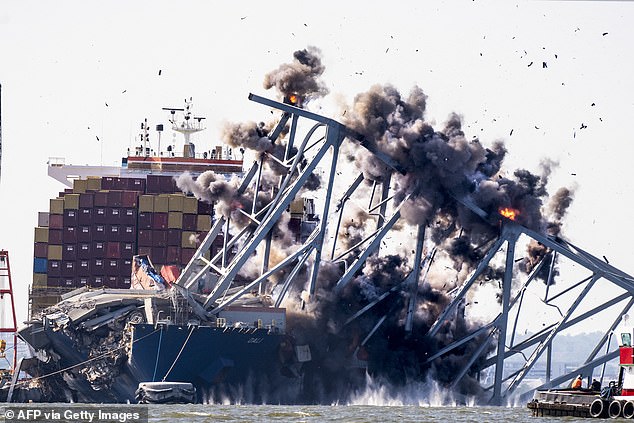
left=138, top=212, right=153, bottom=229
left=105, top=276, right=120, bottom=288
left=94, top=191, right=109, bottom=207
left=181, top=248, right=196, bottom=264
left=138, top=246, right=152, bottom=257
left=113, top=177, right=128, bottom=190
left=122, top=225, right=136, bottom=242
left=152, top=230, right=167, bottom=247
left=146, top=175, right=161, bottom=194
left=34, top=243, right=48, bottom=258
left=77, top=242, right=91, bottom=259
left=182, top=214, right=197, bottom=231
left=79, top=193, right=94, bottom=208
left=77, top=276, right=91, bottom=286
left=108, top=191, right=123, bottom=207
left=47, top=277, right=61, bottom=287
left=61, top=278, right=75, bottom=288
left=49, top=214, right=63, bottom=229
left=127, top=178, right=146, bottom=192
left=94, top=207, right=107, bottom=223
left=107, top=208, right=121, bottom=222
left=106, top=242, right=121, bottom=258
left=61, top=260, right=75, bottom=277
left=119, top=276, right=132, bottom=289
left=122, top=208, right=137, bottom=224
left=78, top=208, right=93, bottom=224
left=63, top=209, right=78, bottom=226
left=93, top=225, right=107, bottom=241
left=63, top=226, right=77, bottom=244
left=167, top=229, right=181, bottom=246
left=160, top=175, right=176, bottom=193
left=93, top=241, right=106, bottom=258
left=101, top=177, right=116, bottom=190
left=47, top=260, right=61, bottom=276
left=152, top=247, right=167, bottom=264
left=93, top=258, right=105, bottom=273
left=121, top=242, right=136, bottom=258
left=106, top=259, right=120, bottom=276
left=77, top=259, right=91, bottom=276
left=167, top=246, right=181, bottom=263
left=197, top=200, right=213, bottom=214
left=153, top=213, right=168, bottom=230
left=107, top=225, right=121, bottom=241
left=77, top=225, right=92, bottom=242
left=120, top=258, right=133, bottom=276
left=138, top=230, right=153, bottom=247
left=62, top=244, right=77, bottom=261
left=122, top=191, right=138, bottom=207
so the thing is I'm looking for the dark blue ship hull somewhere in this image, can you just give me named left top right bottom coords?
left=127, top=323, right=293, bottom=402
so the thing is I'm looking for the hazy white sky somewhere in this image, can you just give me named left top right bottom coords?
left=1, top=0, right=633, bottom=330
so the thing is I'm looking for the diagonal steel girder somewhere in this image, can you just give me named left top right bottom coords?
left=191, top=94, right=407, bottom=311
left=423, top=213, right=634, bottom=404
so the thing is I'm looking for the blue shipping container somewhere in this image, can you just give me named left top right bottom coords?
left=33, top=257, right=48, bottom=273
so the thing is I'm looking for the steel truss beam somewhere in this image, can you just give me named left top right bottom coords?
left=426, top=217, right=634, bottom=405
left=173, top=94, right=634, bottom=406
left=176, top=94, right=413, bottom=318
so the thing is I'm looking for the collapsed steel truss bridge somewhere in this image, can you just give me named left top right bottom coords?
left=175, top=94, right=634, bottom=404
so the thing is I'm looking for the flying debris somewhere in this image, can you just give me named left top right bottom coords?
left=16, top=46, right=591, bottom=407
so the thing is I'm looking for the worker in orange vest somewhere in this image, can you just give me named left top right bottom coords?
left=571, top=375, right=583, bottom=389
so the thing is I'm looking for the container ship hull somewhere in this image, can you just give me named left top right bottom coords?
left=16, top=288, right=300, bottom=404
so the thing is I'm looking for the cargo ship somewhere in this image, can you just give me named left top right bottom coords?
left=10, top=98, right=315, bottom=403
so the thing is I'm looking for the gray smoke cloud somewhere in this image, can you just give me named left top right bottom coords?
left=193, top=48, right=575, bottom=404
left=263, top=46, right=329, bottom=101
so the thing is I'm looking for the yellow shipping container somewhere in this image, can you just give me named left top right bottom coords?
left=34, top=227, right=49, bottom=243
left=139, top=195, right=154, bottom=212
left=182, top=231, right=198, bottom=248
left=183, top=196, right=198, bottom=214
left=168, top=212, right=183, bottom=229
left=86, top=176, right=102, bottom=191
left=47, top=245, right=63, bottom=260
left=196, top=215, right=211, bottom=231
left=73, top=178, right=88, bottom=193
left=290, top=198, right=304, bottom=214
left=64, top=193, right=80, bottom=209
left=168, top=194, right=185, bottom=212
left=33, top=273, right=47, bottom=288
left=154, top=195, right=169, bottom=213
left=50, top=198, right=64, bottom=215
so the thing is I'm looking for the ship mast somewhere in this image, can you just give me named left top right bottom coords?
left=162, top=97, right=206, bottom=158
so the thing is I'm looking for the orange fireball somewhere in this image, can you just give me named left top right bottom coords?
left=499, top=207, right=520, bottom=221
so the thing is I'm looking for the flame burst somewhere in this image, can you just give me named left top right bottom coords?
left=499, top=207, right=520, bottom=221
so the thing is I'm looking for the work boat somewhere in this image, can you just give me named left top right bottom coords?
left=528, top=316, right=634, bottom=419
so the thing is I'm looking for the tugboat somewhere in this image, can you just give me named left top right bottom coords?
left=528, top=316, right=634, bottom=418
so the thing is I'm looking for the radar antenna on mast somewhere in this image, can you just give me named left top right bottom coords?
left=162, top=98, right=205, bottom=158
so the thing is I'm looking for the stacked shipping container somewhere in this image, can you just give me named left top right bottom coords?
left=32, top=175, right=214, bottom=291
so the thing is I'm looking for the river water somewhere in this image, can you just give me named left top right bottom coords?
left=0, top=404, right=587, bottom=422
left=148, top=404, right=570, bottom=422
